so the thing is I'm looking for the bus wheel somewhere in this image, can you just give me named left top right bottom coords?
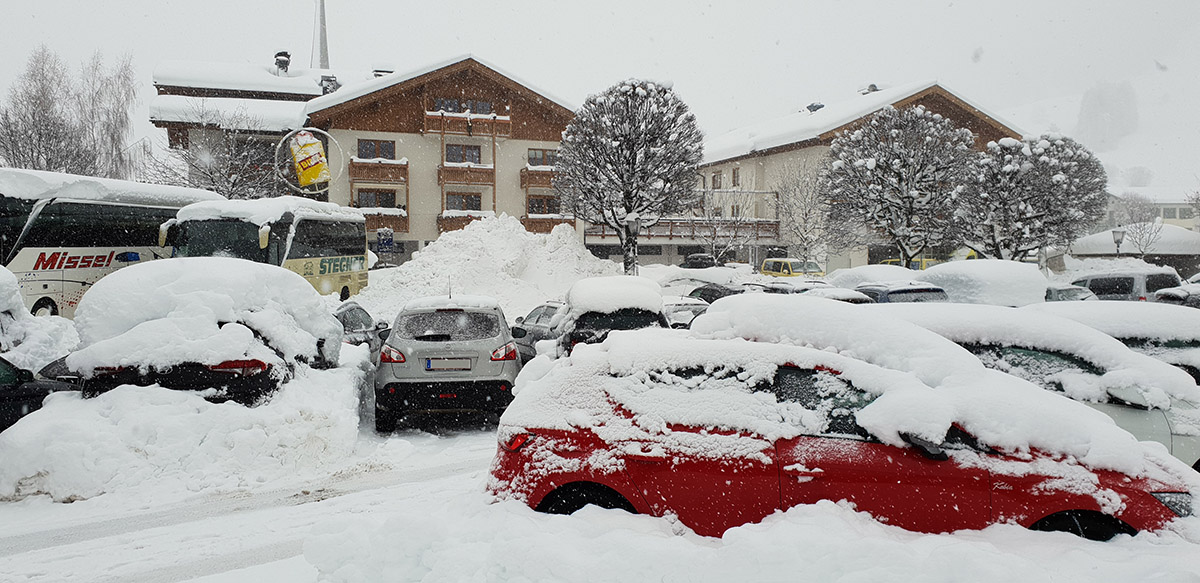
left=31, top=298, right=58, bottom=317
left=340, top=287, right=350, bottom=301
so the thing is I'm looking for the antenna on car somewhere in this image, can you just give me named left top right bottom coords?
left=447, top=277, right=452, bottom=299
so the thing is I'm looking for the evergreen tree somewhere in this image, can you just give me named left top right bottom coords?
left=825, top=106, right=977, bottom=264
left=554, top=79, right=703, bottom=274
left=958, top=135, right=1108, bottom=260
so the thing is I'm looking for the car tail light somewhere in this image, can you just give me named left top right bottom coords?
left=501, top=432, right=533, bottom=451
left=381, top=346, right=406, bottom=363
left=207, top=359, right=269, bottom=376
left=491, top=341, right=518, bottom=361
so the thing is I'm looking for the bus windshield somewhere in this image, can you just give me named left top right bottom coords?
left=175, top=220, right=271, bottom=263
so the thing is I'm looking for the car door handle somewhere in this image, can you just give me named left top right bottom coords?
left=625, top=445, right=667, bottom=463
left=782, top=465, right=824, bottom=478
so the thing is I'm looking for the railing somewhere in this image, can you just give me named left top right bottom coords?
left=438, top=165, right=494, bottom=186
left=423, top=112, right=512, bottom=138
left=520, top=167, right=554, bottom=189
left=437, top=215, right=483, bottom=233
left=349, top=160, right=408, bottom=184
left=363, top=212, right=409, bottom=233
left=521, top=216, right=574, bottom=234
left=584, top=217, right=780, bottom=241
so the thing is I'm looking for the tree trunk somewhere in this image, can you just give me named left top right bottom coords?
left=623, top=224, right=639, bottom=275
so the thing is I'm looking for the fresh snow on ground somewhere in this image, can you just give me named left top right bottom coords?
left=0, top=266, right=77, bottom=372
left=2, top=218, right=1200, bottom=582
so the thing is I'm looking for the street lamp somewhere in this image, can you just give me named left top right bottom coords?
left=1112, top=227, right=1126, bottom=257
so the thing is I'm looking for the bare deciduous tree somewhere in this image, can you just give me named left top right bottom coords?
left=1114, top=192, right=1164, bottom=258
left=685, top=188, right=770, bottom=262
left=0, top=46, right=137, bottom=179
left=774, top=158, right=867, bottom=268
left=139, top=103, right=284, bottom=200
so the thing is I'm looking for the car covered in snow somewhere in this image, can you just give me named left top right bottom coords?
left=552, top=276, right=669, bottom=356
left=53, top=257, right=342, bottom=405
left=489, top=327, right=1194, bottom=540
left=1046, top=282, right=1098, bottom=302
left=918, top=259, right=1048, bottom=306
left=870, top=302, right=1200, bottom=471
left=662, top=295, right=709, bottom=329
left=334, top=300, right=388, bottom=362
left=513, top=300, right=565, bottom=364
left=1071, top=268, right=1182, bottom=302
left=373, top=294, right=522, bottom=431
left=853, top=281, right=949, bottom=303
left=1026, top=300, right=1200, bottom=383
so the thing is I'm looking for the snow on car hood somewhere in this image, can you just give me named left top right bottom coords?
left=0, top=266, right=77, bottom=372
left=869, top=302, right=1200, bottom=407
left=686, top=294, right=1148, bottom=471
left=66, top=257, right=341, bottom=371
left=919, top=259, right=1048, bottom=306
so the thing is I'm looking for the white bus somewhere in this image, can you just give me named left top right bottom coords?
left=0, top=169, right=224, bottom=317
left=164, top=196, right=368, bottom=300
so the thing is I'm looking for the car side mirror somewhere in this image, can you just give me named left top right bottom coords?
left=18, top=369, right=33, bottom=383
left=378, top=328, right=391, bottom=341
left=900, top=433, right=948, bottom=461
left=511, top=326, right=528, bottom=338
left=515, top=316, right=525, bottom=324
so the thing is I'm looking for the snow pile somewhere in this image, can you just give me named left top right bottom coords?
left=176, top=195, right=365, bottom=226
left=919, top=259, right=1048, bottom=306
left=1027, top=301, right=1200, bottom=343
left=639, top=263, right=754, bottom=287
left=0, top=345, right=369, bottom=502
left=688, top=294, right=1148, bottom=472
left=870, top=302, right=1200, bottom=408
left=565, top=275, right=663, bottom=315
left=353, top=215, right=619, bottom=324
left=1054, top=255, right=1177, bottom=282
left=826, top=264, right=923, bottom=289
left=1071, top=224, right=1200, bottom=256
left=66, top=257, right=341, bottom=372
left=0, top=266, right=77, bottom=372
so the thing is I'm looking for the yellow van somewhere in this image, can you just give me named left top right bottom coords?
left=760, top=258, right=824, bottom=277
left=879, top=258, right=942, bottom=270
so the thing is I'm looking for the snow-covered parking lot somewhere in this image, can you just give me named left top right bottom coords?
left=3, top=218, right=1200, bottom=582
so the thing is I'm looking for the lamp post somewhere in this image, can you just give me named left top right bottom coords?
left=1112, top=227, right=1126, bottom=257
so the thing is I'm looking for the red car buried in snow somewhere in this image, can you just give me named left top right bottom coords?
left=488, top=330, right=1195, bottom=540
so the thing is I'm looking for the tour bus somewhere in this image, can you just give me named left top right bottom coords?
left=0, top=168, right=224, bottom=317
left=163, top=196, right=368, bottom=300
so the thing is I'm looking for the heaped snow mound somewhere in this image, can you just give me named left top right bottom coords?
left=0, top=344, right=370, bottom=502
left=66, top=257, right=341, bottom=372
left=565, top=275, right=663, bottom=315
left=0, top=266, right=77, bottom=371
left=919, top=259, right=1048, bottom=306
left=354, top=215, right=619, bottom=323
left=639, top=263, right=754, bottom=287
left=1054, top=256, right=1178, bottom=283
left=688, top=294, right=1154, bottom=474
left=1026, top=301, right=1200, bottom=343
left=826, top=264, right=923, bottom=289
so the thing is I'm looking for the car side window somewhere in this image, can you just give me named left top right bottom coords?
left=0, top=359, right=20, bottom=385
left=771, top=367, right=875, bottom=438
left=523, top=307, right=546, bottom=325
left=968, top=345, right=1102, bottom=391
left=1088, top=277, right=1134, bottom=296
left=535, top=306, right=559, bottom=326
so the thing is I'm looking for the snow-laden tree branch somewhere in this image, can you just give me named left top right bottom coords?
left=554, top=79, right=703, bottom=274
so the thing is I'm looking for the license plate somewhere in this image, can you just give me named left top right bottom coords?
left=425, top=358, right=471, bottom=371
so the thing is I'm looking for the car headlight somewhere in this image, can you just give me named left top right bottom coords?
left=1151, top=492, right=1194, bottom=517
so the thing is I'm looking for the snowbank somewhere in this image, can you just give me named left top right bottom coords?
left=176, top=195, right=364, bottom=226
left=0, top=266, right=77, bottom=372
left=1054, top=256, right=1177, bottom=282
left=919, top=259, right=1048, bottom=306
left=353, top=215, right=619, bottom=324
left=67, top=257, right=341, bottom=372
left=0, top=345, right=370, bottom=502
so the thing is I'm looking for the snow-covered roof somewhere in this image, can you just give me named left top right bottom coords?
left=176, top=196, right=365, bottom=226
left=918, top=259, right=1048, bottom=306
left=400, top=295, right=502, bottom=312
left=0, top=168, right=224, bottom=207
left=154, top=60, right=375, bottom=97
left=703, top=81, right=1023, bottom=165
left=868, top=302, right=1200, bottom=408
left=302, top=55, right=575, bottom=121
left=149, top=95, right=305, bottom=132
left=1071, top=224, right=1200, bottom=255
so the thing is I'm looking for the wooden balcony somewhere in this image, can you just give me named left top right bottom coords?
left=521, top=216, right=575, bottom=234
left=363, top=212, right=409, bottom=233
left=437, top=215, right=484, bottom=233
left=424, top=112, right=512, bottom=138
left=438, top=165, right=494, bottom=186
left=584, top=217, right=780, bottom=242
left=349, top=160, right=408, bottom=184
left=520, top=167, right=555, bottom=189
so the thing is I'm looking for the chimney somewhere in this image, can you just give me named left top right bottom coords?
left=274, top=51, right=291, bottom=75
left=858, top=83, right=880, bottom=95
left=805, top=102, right=825, bottom=113
left=320, top=75, right=340, bottom=95
left=373, top=68, right=394, bottom=78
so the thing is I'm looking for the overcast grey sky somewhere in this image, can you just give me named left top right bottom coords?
left=5, top=1, right=1199, bottom=186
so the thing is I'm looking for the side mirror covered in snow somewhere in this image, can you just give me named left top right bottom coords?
left=901, top=433, right=949, bottom=461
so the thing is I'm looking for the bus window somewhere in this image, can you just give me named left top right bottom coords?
left=175, top=220, right=270, bottom=263
left=288, top=219, right=366, bottom=260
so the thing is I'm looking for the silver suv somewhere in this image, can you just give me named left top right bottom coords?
left=373, top=295, right=523, bottom=432
left=1072, top=270, right=1181, bottom=302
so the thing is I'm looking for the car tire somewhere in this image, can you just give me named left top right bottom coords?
left=31, top=297, right=58, bottom=317
left=535, top=482, right=636, bottom=515
left=374, top=409, right=396, bottom=434
left=1030, top=510, right=1136, bottom=541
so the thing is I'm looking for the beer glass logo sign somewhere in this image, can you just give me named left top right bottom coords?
left=289, top=131, right=331, bottom=187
